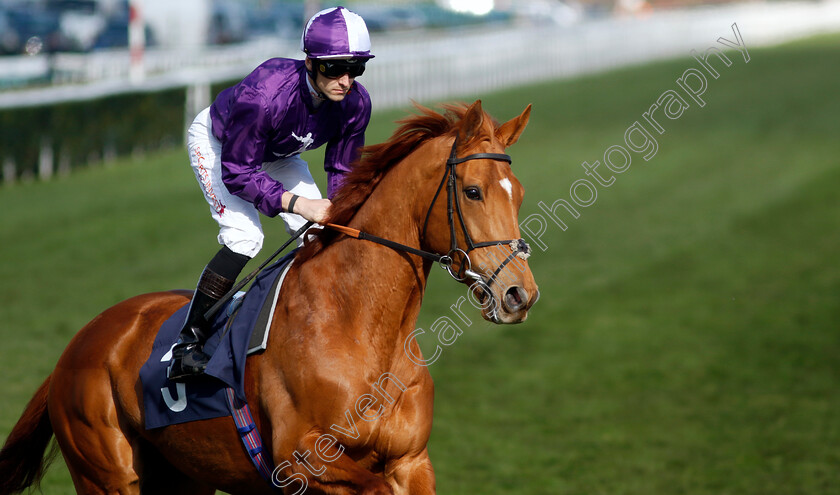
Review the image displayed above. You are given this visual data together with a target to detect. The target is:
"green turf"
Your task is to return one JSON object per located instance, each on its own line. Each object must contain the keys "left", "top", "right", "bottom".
{"left": 1, "top": 33, "right": 838, "bottom": 494}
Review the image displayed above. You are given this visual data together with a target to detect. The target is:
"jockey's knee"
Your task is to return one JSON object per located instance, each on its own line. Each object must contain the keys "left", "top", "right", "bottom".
{"left": 219, "top": 231, "right": 263, "bottom": 259}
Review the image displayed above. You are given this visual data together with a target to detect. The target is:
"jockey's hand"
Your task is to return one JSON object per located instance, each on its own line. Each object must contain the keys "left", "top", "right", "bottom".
{"left": 295, "top": 197, "right": 332, "bottom": 224}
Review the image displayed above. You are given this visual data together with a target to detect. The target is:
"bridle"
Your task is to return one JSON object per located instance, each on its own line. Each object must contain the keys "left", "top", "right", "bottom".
{"left": 326, "top": 137, "right": 531, "bottom": 314}
{"left": 205, "top": 138, "right": 531, "bottom": 323}
{"left": 421, "top": 138, "right": 531, "bottom": 286}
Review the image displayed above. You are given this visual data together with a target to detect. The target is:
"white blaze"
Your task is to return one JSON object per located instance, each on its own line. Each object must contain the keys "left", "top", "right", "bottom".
{"left": 499, "top": 178, "right": 513, "bottom": 200}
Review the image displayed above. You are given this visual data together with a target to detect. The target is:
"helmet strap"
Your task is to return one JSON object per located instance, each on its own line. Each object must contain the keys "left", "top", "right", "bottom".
{"left": 304, "top": 58, "right": 327, "bottom": 103}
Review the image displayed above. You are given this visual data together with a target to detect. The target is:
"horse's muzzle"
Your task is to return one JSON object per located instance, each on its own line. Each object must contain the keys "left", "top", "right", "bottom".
{"left": 472, "top": 280, "right": 539, "bottom": 324}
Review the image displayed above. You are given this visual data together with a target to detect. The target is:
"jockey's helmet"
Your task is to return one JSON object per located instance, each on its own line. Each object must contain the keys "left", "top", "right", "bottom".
{"left": 301, "top": 6, "right": 375, "bottom": 60}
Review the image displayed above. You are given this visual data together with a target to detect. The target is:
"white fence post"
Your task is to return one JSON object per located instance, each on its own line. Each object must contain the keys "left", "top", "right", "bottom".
{"left": 2, "top": 158, "right": 16, "bottom": 184}
{"left": 129, "top": 0, "right": 146, "bottom": 84}
{"left": 38, "top": 137, "right": 54, "bottom": 180}
{"left": 185, "top": 82, "right": 211, "bottom": 143}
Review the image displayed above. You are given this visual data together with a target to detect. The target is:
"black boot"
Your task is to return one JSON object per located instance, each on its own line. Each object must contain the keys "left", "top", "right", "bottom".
{"left": 167, "top": 268, "right": 235, "bottom": 381}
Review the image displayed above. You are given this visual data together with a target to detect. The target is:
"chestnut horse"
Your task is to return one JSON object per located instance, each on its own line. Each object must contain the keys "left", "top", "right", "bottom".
{"left": 0, "top": 100, "right": 538, "bottom": 495}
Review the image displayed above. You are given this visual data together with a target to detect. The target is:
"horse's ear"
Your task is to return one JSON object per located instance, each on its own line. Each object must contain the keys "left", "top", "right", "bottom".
{"left": 458, "top": 100, "right": 485, "bottom": 145}
{"left": 496, "top": 104, "right": 532, "bottom": 148}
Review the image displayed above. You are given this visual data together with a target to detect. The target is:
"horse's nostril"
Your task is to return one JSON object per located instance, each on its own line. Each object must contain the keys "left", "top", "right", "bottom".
{"left": 503, "top": 286, "right": 528, "bottom": 313}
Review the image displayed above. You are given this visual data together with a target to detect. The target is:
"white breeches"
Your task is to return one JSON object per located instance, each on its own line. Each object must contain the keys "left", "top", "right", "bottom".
{"left": 187, "top": 107, "right": 322, "bottom": 258}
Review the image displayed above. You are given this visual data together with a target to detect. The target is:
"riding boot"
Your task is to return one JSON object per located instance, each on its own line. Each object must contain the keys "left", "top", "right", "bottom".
{"left": 166, "top": 267, "right": 235, "bottom": 381}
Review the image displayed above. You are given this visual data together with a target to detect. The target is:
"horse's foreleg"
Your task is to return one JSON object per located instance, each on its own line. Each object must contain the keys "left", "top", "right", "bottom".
{"left": 272, "top": 432, "right": 394, "bottom": 495}
{"left": 385, "top": 449, "right": 436, "bottom": 495}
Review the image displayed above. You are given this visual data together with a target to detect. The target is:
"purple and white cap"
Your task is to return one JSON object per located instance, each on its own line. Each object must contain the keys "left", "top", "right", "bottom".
{"left": 301, "top": 6, "right": 374, "bottom": 60}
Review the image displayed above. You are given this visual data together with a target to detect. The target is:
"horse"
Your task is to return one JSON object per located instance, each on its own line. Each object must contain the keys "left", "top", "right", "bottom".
{"left": 0, "top": 100, "right": 538, "bottom": 495}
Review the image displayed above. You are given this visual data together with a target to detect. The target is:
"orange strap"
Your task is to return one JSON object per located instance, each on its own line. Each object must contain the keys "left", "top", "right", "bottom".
{"left": 325, "top": 223, "right": 361, "bottom": 239}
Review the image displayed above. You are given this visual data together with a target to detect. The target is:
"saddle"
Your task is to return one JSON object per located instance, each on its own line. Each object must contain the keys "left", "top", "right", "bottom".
{"left": 139, "top": 250, "right": 296, "bottom": 429}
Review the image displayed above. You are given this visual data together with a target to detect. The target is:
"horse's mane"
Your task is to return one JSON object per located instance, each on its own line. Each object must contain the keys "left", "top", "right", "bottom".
{"left": 296, "top": 102, "right": 494, "bottom": 262}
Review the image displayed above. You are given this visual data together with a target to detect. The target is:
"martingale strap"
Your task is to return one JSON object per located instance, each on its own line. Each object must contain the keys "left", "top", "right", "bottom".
{"left": 225, "top": 387, "right": 281, "bottom": 491}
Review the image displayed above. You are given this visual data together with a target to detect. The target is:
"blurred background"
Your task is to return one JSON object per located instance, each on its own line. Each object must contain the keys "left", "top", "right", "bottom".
{"left": 1, "top": 1, "right": 839, "bottom": 494}
{"left": 0, "top": 0, "right": 838, "bottom": 180}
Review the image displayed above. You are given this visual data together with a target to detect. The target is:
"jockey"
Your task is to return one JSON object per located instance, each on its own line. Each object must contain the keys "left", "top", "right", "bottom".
{"left": 168, "top": 6, "right": 375, "bottom": 381}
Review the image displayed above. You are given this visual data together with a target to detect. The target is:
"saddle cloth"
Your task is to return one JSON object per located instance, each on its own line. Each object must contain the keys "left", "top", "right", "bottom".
{"left": 139, "top": 250, "right": 296, "bottom": 430}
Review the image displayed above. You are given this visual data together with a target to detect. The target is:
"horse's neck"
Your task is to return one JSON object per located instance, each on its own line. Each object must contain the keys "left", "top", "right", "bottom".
{"left": 314, "top": 153, "right": 433, "bottom": 350}
{"left": 328, "top": 239, "right": 428, "bottom": 338}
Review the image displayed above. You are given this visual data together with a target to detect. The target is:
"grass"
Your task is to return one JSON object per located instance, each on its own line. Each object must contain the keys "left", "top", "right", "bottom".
{"left": 1, "top": 33, "right": 839, "bottom": 494}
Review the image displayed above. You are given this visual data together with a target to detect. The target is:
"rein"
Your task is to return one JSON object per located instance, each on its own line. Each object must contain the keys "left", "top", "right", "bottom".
{"left": 326, "top": 138, "right": 531, "bottom": 298}
{"left": 204, "top": 221, "right": 315, "bottom": 321}
{"left": 206, "top": 139, "right": 531, "bottom": 325}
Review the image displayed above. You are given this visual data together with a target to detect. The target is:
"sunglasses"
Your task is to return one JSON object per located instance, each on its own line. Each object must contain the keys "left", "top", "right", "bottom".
{"left": 316, "top": 59, "right": 366, "bottom": 79}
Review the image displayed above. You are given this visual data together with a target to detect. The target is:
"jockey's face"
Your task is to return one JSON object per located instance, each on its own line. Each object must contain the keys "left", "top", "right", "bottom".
{"left": 306, "top": 58, "right": 356, "bottom": 102}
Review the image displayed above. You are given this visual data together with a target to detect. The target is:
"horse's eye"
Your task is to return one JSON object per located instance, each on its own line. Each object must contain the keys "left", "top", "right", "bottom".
{"left": 464, "top": 186, "right": 482, "bottom": 201}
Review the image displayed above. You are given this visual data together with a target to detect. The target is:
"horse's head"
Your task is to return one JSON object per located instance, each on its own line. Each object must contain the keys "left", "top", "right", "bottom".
{"left": 302, "top": 100, "right": 539, "bottom": 323}
{"left": 420, "top": 100, "right": 539, "bottom": 324}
